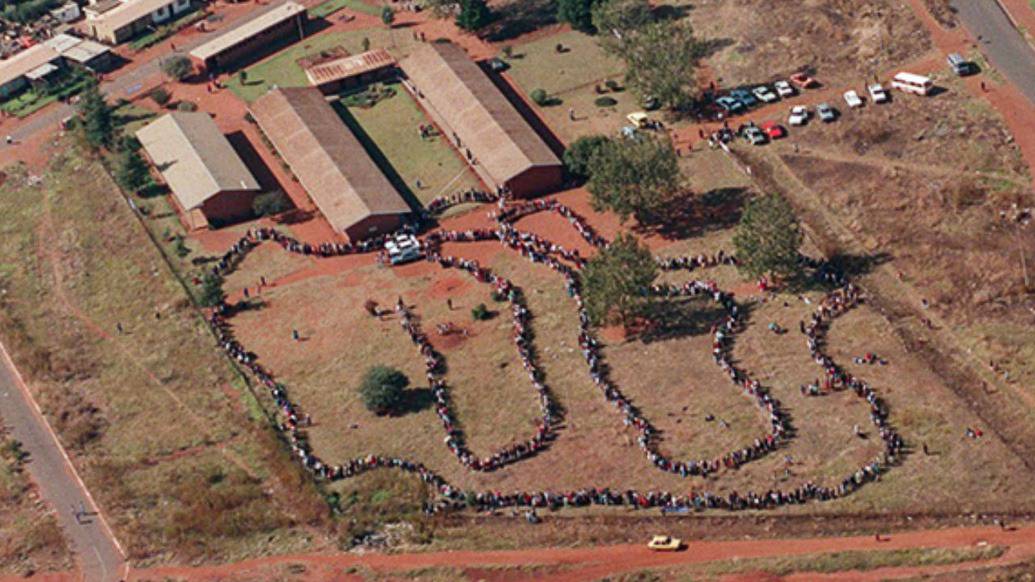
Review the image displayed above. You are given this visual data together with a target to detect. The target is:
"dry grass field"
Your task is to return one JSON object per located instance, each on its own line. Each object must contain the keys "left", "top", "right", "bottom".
{"left": 0, "top": 142, "right": 330, "bottom": 564}
{"left": 681, "top": 0, "right": 933, "bottom": 89}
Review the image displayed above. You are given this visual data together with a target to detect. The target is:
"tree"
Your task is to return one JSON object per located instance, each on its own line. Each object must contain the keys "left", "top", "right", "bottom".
{"left": 529, "top": 88, "right": 550, "bottom": 105}
{"left": 199, "top": 273, "right": 226, "bottom": 307}
{"left": 580, "top": 233, "right": 657, "bottom": 327}
{"left": 456, "top": 0, "right": 492, "bottom": 31}
{"left": 77, "top": 78, "right": 114, "bottom": 148}
{"left": 618, "top": 20, "right": 704, "bottom": 111}
{"left": 591, "top": 0, "right": 653, "bottom": 53}
{"left": 562, "top": 134, "right": 610, "bottom": 181}
{"left": 732, "top": 194, "right": 803, "bottom": 279}
{"left": 381, "top": 5, "right": 395, "bottom": 26}
{"left": 114, "top": 145, "right": 150, "bottom": 193}
{"left": 252, "top": 190, "right": 291, "bottom": 217}
{"left": 586, "top": 135, "right": 681, "bottom": 224}
{"left": 161, "top": 54, "right": 193, "bottom": 82}
{"left": 358, "top": 366, "right": 410, "bottom": 415}
{"left": 557, "top": 0, "right": 601, "bottom": 33}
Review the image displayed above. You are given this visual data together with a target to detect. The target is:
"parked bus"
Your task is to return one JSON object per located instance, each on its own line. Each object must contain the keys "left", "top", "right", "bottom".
{"left": 891, "top": 72, "right": 933, "bottom": 96}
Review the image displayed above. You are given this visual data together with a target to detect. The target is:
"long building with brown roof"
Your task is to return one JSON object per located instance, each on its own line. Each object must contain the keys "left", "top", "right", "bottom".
{"left": 136, "top": 112, "right": 262, "bottom": 230}
{"left": 399, "top": 42, "right": 563, "bottom": 199}
{"left": 249, "top": 87, "right": 410, "bottom": 240}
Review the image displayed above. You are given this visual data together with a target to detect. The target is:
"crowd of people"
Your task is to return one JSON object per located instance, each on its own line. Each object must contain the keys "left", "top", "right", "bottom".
{"left": 197, "top": 196, "right": 904, "bottom": 515}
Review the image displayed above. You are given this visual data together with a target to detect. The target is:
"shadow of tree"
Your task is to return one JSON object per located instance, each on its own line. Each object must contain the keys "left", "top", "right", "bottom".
{"left": 640, "top": 186, "right": 748, "bottom": 241}
{"left": 395, "top": 388, "right": 435, "bottom": 415}
{"left": 637, "top": 296, "right": 727, "bottom": 344}
{"left": 484, "top": 0, "right": 558, "bottom": 42}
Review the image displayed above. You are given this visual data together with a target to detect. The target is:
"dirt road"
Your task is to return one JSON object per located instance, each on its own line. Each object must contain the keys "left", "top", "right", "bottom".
{"left": 121, "top": 523, "right": 1035, "bottom": 581}
{"left": 0, "top": 344, "right": 126, "bottom": 582}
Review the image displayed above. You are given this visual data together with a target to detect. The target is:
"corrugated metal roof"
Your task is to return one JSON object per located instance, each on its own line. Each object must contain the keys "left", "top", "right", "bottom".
{"left": 399, "top": 42, "right": 561, "bottom": 188}
{"left": 248, "top": 87, "right": 410, "bottom": 233}
{"left": 305, "top": 48, "right": 395, "bottom": 87}
{"left": 189, "top": 1, "right": 304, "bottom": 63}
{"left": 136, "top": 112, "right": 261, "bottom": 209}
{"left": 0, "top": 44, "right": 60, "bottom": 89}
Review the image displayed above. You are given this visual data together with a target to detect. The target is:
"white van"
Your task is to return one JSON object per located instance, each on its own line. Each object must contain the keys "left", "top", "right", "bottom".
{"left": 891, "top": 72, "right": 933, "bottom": 96}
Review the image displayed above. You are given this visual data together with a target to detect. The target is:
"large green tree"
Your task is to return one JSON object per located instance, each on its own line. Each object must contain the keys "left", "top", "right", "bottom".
{"left": 199, "top": 273, "right": 226, "bottom": 307}
{"left": 732, "top": 194, "right": 804, "bottom": 279}
{"left": 563, "top": 134, "right": 610, "bottom": 182}
{"left": 557, "top": 0, "right": 601, "bottom": 33}
{"left": 581, "top": 233, "right": 657, "bottom": 327}
{"left": 114, "top": 146, "right": 150, "bottom": 193}
{"left": 617, "top": 19, "right": 704, "bottom": 111}
{"left": 77, "top": 78, "right": 114, "bottom": 148}
{"left": 586, "top": 135, "right": 681, "bottom": 224}
{"left": 591, "top": 0, "right": 653, "bottom": 53}
{"left": 358, "top": 366, "right": 410, "bottom": 415}
{"left": 456, "top": 0, "right": 492, "bottom": 31}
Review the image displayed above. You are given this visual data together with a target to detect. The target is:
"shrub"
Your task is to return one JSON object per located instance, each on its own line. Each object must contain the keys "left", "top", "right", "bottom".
{"left": 176, "top": 101, "right": 198, "bottom": 112}
{"left": 358, "top": 366, "right": 409, "bottom": 415}
{"left": 161, "top": 54, "right": 193, "bottom": 81}
{"left": 471, "top": 303, "right": 491, "bottom": 320}
{"left": 150, "top": 87, "right": 171, "bottom": 107}
{"left": 604, "top": 79, "right": 622, "bottom": 91}
{"left": 530, "top": 88, "right": 549, "bottom": 106}
{"left": 593, "top": 96, "right": 618, "bottom": 107}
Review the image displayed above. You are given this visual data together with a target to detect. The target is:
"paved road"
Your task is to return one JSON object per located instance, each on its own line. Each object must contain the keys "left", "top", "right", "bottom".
{"left": 952, "top": 0, "right": 1035, "bottom": 105}
{"left": 0, "top": 344, "right": 125, "bottom": 582}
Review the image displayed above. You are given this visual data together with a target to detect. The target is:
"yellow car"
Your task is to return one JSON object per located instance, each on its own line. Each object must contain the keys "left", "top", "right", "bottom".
{"left": 647, "top": 535, "right": 683, "bottom": 551}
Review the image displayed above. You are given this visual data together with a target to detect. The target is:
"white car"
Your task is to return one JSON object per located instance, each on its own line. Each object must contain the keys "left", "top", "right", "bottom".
{"left": 385, "top": 234, "right": 423, "bottom": 265}
{"left": 774, "top": 80, "right": 794, "bottom": 98}
{"left": 868, "top": 83, "right": 888, "bottom": 103}
{"left": 788, "top": 105, "right": 809, "bottom": 126}
{"left": 753, "top": 85, "right": 778, "bottom": 103}
{"left": 843, "top": 90, "right": 863, "bottom": 108}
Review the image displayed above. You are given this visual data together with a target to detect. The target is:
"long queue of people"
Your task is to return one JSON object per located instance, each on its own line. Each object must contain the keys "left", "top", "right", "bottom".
{"left": 199, "top": 197, "right": 903, "bottom": 515}
{"left": 803, "top": 284, "right": 904, "bottom": 481}
{"left": 393, "top": 261, "right": 558, "bottom": 472}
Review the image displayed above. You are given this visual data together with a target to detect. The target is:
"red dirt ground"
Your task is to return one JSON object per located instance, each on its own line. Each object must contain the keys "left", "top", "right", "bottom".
{"left": 77, "top": 522, "right": 1031, "bottom": 582}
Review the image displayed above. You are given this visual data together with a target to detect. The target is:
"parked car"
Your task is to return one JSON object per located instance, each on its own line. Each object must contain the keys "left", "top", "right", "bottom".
{"left": 788, "top": 105, "right": 809, "bottom": 126}
{"left": 790, "top": 72, "right": 819, "bottom": 89}
{"left": 729, "top": 88, "right": 758, "bottom": 108}
{"left": 743, "top": 124, "right": 767, "bottom": 145}
{"left": 760, "top": 120, "right": 786, "bottom": 139}
{"left": 487, "top": 57, "right": 509, "bottom": 72}
{"left": 843, "top": 90, "right": 863, "bottom": 108}
{"left": 817, "top": 102, "right": 837, "bottom": 122}
{"left": 715, "top": 96, "right": 744, "bottom": 113}
{"left": 868, "top": 83, "right": 888, "bottom": 103}
{"left": 774, "top": 80, "right": 795, "bottom": 98}
{"left": 385, "top": 234, "right": 423, "bottom": 265}
{"left": 647, "top": 535, "right": 683, "bottom": 551}
{"left": 947, "top": 53, "right": 975, "bottom": 76}
{"left": 752, "top": 85, "right": 778, "bottom": 103}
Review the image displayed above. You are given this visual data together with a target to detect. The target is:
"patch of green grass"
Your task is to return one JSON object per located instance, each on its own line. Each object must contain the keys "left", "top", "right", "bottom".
{"left": 308, "top": 0, "right": 379, "bottom": 19}
{"left": 505, "top": 30, "right": 623, "bottom": 97}
{"left": 339, "top": 84, "right": 482, "bottom": 209}
{"left": 226, "top": 28, "right": 420, "bottom": 102}
{"left": 0, "top": 73, "right": 92, "bottom": 118}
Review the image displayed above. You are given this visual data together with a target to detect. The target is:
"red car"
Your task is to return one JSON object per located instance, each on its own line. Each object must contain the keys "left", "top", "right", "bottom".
{"left": 760, "top": 121, "right": 786, "bottom": 139}
{"left": 790, "top": 72, "right": 819, "bottom": 89}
